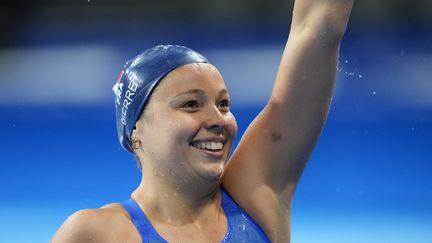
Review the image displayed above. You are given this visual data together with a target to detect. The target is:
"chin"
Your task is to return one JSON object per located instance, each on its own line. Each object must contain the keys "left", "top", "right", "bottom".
{"left": 198, "top": 163, "right": 225, "bottom": 182}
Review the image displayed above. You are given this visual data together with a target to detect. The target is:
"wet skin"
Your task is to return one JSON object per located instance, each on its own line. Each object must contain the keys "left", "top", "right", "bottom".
{"left": 133, "top": 63, "right": 238, "bottom": 186}
{"left": 128, "top": 63, "right": 238, "bottom": 242}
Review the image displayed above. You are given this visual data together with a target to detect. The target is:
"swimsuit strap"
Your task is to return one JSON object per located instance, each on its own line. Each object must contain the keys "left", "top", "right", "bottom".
{"left": 120, "top": 199, "right": 167, "bottom": 242}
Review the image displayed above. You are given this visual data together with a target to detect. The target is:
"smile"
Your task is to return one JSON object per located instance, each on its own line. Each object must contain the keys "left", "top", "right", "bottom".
{"left": 191, "top": 141, "right": 224, "bottom": 152}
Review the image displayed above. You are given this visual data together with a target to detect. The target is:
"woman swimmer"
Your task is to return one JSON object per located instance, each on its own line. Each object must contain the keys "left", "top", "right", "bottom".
{"left": 52, "top": 0, "right": 354, "bottom": 242}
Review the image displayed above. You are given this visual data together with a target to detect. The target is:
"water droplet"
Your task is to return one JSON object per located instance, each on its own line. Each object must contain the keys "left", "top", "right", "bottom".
{"left": 358, "top": 74, "right": 363, "bottom": 78}
{"left": 345, "top": 60, "right": 348, "bottom": 64}
{"left": 372, "top": 91, "right": 376, "bottom": 95}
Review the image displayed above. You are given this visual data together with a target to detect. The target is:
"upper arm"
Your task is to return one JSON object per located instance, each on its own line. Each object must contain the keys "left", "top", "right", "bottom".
{"left": 221, "top": 37, "right": 339, "bottom": 242}
{"left": 222, "top": 0, "right": 354, "bottom": 240}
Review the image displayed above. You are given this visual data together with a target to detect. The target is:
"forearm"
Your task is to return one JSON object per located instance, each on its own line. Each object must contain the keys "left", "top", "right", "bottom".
{"left": 273, "top": 0, "right": 354, "bottom": 97}
{"left": 291, "top": 0, "right": 354, "bottom": 42}
{"left": 272, "top": 0, "right": 354, "bottom": 116}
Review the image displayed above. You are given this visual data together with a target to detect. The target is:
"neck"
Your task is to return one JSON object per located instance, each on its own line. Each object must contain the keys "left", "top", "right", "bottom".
{"left": 131, "top": 166, "right": 223, "bottom": 225}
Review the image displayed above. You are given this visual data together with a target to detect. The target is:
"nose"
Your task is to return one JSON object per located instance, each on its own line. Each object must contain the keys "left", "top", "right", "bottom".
{"left": 204, "top": 106, "right": 225, "bottom": 131}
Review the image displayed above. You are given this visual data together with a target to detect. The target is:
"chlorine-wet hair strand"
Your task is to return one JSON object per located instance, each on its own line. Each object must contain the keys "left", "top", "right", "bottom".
{"left": 113, "top": 45, "right": 210, "bottom": 153}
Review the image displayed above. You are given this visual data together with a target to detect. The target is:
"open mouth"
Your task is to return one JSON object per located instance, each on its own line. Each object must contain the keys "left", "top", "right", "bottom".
{"left": 191, "top": 141, "right": 224, "bottom": 152}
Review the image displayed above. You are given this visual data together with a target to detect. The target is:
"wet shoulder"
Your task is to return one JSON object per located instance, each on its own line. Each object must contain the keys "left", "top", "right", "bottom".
{"left": 51, "top": 203, "right": 141, "bottom": 243}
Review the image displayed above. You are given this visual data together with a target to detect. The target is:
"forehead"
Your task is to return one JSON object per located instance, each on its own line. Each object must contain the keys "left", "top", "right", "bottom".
{"left": 153, "top": 63, "right": 228, "bottom": 97}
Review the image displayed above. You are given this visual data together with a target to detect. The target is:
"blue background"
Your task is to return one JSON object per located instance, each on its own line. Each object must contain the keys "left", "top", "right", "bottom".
{"left": 0, "top": 1, "right": 431, "bottom": 242}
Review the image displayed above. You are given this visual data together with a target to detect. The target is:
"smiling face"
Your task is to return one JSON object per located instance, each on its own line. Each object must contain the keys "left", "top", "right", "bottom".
{"left": 133, "top": 63, "right": 237, "bottom": 183}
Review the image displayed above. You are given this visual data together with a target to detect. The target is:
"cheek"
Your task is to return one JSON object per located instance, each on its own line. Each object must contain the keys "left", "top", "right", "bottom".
{"left": 164, "top": 115, "right": 202, "bottom": 143}
{"left": 142, "top": 120, "right": 194, "bottom": 164}
{"left": 226, "top": 113, "right": 238, "bottom": 139}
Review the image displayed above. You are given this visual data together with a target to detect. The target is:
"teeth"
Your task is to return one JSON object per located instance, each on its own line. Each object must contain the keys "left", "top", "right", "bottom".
{"left": 193, "top": 142, "right": 223, "bottom": 151}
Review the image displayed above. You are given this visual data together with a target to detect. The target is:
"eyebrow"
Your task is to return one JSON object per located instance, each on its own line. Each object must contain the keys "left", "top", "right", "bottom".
{"left": 174, "top": 88, "right": 228, "bottom": 97}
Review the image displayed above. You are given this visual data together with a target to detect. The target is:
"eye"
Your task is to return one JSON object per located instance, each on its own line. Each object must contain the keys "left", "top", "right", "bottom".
{"left": 181, "top": 100, "right": 200, "bottom": 111}
{"left": 217, "top": 99, "right": 230, "bottom": 112}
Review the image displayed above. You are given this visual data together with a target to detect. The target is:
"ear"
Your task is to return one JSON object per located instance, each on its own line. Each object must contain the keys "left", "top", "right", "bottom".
{"left": 133, "top": 115, "right": 147, "bottom": 134}
{"left": 131, "top": 136, "right": 142, "bottom": 150}
{"left": 131, "top": 115, "right": 149, "bottom": 143}
{"left": 131, "top": 120, "right": 143, "bottom": 151}
{"left": 133, "top": 121, "right": 141, "bottom": 134}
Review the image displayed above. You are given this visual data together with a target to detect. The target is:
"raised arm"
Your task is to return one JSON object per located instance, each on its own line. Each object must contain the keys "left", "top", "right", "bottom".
{"left": 222, "top": 0, "right": 354, "bottom": 241}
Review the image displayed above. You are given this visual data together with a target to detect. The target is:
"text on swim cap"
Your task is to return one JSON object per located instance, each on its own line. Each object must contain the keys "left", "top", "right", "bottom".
{"left": 120, "top": 78, "right": 139, "bottom": 126}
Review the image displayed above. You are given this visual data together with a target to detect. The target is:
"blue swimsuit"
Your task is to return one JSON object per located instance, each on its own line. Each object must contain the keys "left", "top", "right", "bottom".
{"left": 121, "top": 190, "right": 270, "bottom": 242}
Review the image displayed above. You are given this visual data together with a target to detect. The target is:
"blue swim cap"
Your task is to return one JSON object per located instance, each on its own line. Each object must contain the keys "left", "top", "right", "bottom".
{"left": 113, "top": 45, "right": 209, "bottom": 153}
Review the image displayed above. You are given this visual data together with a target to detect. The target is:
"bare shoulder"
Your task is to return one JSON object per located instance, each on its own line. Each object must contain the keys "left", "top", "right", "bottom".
{"left": 51, "top": 203, "right": 141, "bottom": 243}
